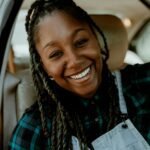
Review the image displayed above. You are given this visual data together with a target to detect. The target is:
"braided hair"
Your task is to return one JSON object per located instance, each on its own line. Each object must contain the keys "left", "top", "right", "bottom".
{"left": 25, "top": 0, "right": 119, "bottom": 149}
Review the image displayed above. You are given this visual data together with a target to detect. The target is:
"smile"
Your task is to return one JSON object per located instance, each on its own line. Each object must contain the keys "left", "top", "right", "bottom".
{"left": 69, "top": 66, "right": 91, "bottom": 80}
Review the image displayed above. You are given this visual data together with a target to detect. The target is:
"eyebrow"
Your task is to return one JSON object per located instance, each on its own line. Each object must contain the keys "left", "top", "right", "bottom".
{"left": 42, "top": 28, "right": 87, "bottom": 50}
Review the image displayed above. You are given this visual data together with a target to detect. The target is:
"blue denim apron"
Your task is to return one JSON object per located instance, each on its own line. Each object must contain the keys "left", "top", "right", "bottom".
{"left": 72, "top": 71, "right": 150, "bottom": 150}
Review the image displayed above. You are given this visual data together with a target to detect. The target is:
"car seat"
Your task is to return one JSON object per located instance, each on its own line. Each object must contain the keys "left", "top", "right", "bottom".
{"left": 3, "top": 69, "right": 36, "bottom": 149}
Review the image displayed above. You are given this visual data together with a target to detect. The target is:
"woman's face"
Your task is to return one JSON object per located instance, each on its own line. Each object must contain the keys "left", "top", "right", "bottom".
{"left": 35, "top": 11, "right": 103, "bottom": 98}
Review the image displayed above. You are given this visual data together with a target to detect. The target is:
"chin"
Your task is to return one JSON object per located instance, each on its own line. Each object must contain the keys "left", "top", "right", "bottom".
{"left": 82, "top": 77, "right": 101, "bottom": 99}
{"left": 77, "top": 85, "right": 99, "bottom": 99}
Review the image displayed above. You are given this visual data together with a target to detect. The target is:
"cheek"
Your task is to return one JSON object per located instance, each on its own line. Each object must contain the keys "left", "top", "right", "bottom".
{"left": 41, "top": 58, "right": 63, "bottom": 78}
{"left": 91, "top": 43, "right": 103, "bottom": 75}
{"left": 97, "top": 55, "right": 103, "bottom": 75}
{"left": 89, "top": 37, "right": 101, "bottom": 56}
{"left": 88, "top": 42, "right": 102, "bottom": 63}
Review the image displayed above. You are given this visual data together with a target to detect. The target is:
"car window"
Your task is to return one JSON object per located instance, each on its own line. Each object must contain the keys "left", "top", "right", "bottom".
{"left": 10, "top": 9, "right": 30, "bottom": 73}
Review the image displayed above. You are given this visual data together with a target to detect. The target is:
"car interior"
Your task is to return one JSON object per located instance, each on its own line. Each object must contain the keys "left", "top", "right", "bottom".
{"left": 0, "top": 0, "right": 149, "bottom": 149}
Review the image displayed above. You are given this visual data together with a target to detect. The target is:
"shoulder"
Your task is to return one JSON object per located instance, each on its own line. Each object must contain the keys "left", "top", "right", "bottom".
{"left": 120, "top": 63, "right": 150, "bottom": 111}
{"left": 121, "top": 62, "right": 150, "bottom": 81}
{"left": 120, "top": 63, "right": 150, "bottom": 114}
{"left": 121, "top": 62, "right": 150, "bottom": 90}
{"left": 9, "top": 101, "right": 52, "bottom": 149}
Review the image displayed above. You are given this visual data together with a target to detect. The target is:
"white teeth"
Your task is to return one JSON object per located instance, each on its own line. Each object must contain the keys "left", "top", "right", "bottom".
{"left": 70, "top": 67, "right": 90, "bottom": 79}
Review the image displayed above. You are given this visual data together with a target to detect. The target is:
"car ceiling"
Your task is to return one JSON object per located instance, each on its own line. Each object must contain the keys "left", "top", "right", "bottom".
{"left": 21, "top": 0, "right": 150, "bottom": 40}
{"left": 76, "top": 0, "right": 149, "bottom": 38}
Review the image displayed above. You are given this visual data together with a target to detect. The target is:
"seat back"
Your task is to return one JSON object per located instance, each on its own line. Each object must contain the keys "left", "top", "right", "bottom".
{"left": 3, "top": 73, "right": 20, "bottom": 149}
{"left": 15, "top": 69, "right": 36, "bottom": 120}
{"left": 3, "top": 69, "right": 36, "bottom": 149}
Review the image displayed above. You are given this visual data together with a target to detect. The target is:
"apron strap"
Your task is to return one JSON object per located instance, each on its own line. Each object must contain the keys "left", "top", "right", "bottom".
{"left": 114, "top": 71, "right": 128, "bottom": 128}
{"left": 114, "top": 71, "right": 128, "bottom": 115}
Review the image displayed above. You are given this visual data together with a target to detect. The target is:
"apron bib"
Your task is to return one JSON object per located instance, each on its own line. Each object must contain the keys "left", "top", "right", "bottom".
{"left": 72, "top": 71, "right": 150, "bottom": 150}
{"left": 91, "top": 119, "right": 150, "bottom": 150}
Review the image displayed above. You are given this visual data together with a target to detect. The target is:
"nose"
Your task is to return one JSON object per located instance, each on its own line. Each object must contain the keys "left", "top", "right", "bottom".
{"left": 66, "top": 48, "right": 82, "bottom": 69}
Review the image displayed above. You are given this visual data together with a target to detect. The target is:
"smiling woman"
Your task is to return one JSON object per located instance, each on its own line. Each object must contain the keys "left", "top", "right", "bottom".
{"left": 8, "top": 0, "right": 150, "bottom": 150}
{"left": 35, "top": 11, "right": 102, "bottom": 98}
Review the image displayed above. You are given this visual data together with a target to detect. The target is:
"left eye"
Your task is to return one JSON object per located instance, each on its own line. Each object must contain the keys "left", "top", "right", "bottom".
{"left": 75, "top": 39, "right": 89, "bottom": 48}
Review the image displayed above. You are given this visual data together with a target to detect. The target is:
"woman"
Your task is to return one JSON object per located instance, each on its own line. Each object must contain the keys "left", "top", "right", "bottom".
{"left": 9, "top": 0, "right": 150, "bottom": 149}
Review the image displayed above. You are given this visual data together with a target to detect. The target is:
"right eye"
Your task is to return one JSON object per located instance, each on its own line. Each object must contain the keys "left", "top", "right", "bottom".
{"left": 48, "top": 50, "right": 63, "bottom": 59}
{"left": 74, "top": 38, "right": 89, "bottom": 48}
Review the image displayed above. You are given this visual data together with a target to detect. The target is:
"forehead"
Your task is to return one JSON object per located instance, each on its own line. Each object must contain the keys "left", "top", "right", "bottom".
{"left": 37, "top": 10, "right": 88, "bottom": 31}
{"left": 35, "top": 10, "right": 91, "bottom": 44}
